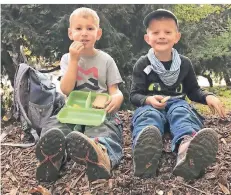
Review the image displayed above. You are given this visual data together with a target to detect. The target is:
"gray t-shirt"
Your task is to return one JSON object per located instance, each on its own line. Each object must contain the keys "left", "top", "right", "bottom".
{"left": 60, "top": 50, "right": 123, "bottom": 93}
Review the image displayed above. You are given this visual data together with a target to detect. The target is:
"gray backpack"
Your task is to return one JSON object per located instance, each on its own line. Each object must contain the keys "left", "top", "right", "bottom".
{"left": 13, "top": 63, "right": 65, "bottom": 147}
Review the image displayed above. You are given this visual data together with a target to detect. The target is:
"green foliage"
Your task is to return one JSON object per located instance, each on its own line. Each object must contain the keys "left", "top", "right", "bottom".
{"left": 1, "top": 75, "right": 14, "bottom": 117}
{"left": 207, "top": 86, "right": 231, "bottom": 97}
{"left": 1, "top": 4, "right": 231, "bottom": 112}
{"left": 174, "top": 4, "right": 222, "bottom": 22}
{"left": 191, "top": 86, "right": 231, "bottom": 115}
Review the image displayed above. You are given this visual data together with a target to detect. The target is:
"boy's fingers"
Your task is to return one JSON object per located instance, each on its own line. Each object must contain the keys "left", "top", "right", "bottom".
{"left": 154, "top": 95, "right": 164, "bottom": 101}
{"left": 160, "top": 96, "right": 171, "bottom": 103}
{"left": 105, "top": 98, "right": 112, "bottom": 106}
{"left": 72, "top": 41, "right": 84, "bottom": 49}
{"left": 75, "top": 44, "right": 84, "bottom": 51}
{"left": 105, "top": 103, "right": 113, "bottom": 113}
{"left": 219, "top": 104, "right": 226, "bottom": 118}
{"left": 107, "top": 106, "right": 115, "bottom": 114}
{"left": 154, "top": 99, "right": 166, "bottom": 106}
{"left": 211, "top": 104, "right": 226, "bottom": 118}
{"left": 152, "top": 102, "right": 166, "bottom": 109}
{"left": 213, "top": 102, "right": 226, "bottom": 118}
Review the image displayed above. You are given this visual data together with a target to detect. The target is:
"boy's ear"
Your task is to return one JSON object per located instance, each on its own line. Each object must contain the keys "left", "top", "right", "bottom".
{"left": 68, "top": 28, "right": 73, "bottom": 40}
{"left": 175, "top": 32, "right": 181, "bottom": 44}
{"left": 96, "top": 28, "right": 102, "bottom": 41}
{"left": 144, "top": 34, "right": 149, "bottom": 44}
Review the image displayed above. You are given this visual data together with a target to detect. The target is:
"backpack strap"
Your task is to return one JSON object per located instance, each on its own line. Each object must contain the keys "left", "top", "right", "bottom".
{"left": 14, "top": 63, "right": 32, "bottom": 126}
{"left": 13, "top": 63, "right": 39, "bottom": 147}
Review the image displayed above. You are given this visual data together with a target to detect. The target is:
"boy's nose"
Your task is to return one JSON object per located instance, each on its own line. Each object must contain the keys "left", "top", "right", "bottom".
{"left": 158, "top": 33, "right": 165, "bottom": 39}
{"left": 81, "top": 29, "right": 88, "bottom": 36}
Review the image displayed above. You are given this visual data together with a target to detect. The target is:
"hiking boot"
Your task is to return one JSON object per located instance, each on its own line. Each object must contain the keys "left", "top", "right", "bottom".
{"left": 133, "top": 126, "right": 163, "bottom": 178}
{"left": 173, "top": 128, "right": 218, "bottom": 180}
{"left": 35, "top": 128, "right": 66, "bottom": 182}
{"left": 66, "top": 131, "right": 111, "bottom": 181}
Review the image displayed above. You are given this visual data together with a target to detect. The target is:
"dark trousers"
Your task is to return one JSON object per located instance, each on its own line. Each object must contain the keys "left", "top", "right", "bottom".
{"left": 40, "top": 113, "right": 123, "bottom": 168}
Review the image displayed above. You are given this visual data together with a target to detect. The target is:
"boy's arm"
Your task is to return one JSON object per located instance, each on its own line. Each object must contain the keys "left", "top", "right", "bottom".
{"left": 130, "top": 63, "right": 166, "bottom": 109}
{"left": 130, "top": 58, "right": 148, "bottom": 107}
{"left": 105, "top": 84, "right": 124, "bottom": 113}
{"left": 60, "top": 41, "right": 84, "bottom": 96}
{"left": 60, "top": 57, "right": 78, "bottom": 96}
{"left": 183, "top": 58, "right": 213, "bottom": 104}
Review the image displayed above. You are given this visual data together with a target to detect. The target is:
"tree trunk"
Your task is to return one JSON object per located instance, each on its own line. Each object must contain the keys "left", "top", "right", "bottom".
{"left": 1, "top": 49, "right": 17, "bottom": 87}
{"left": 223, "top": 71, "right": 231, "bottom": 86}
{"left": 202, "top": 74, "right": 213, "bottom": 87}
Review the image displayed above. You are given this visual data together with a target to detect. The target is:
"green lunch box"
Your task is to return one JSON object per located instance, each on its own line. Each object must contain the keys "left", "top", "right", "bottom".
{"left": 57, "top": 90, "right": 110, "bottom": 126}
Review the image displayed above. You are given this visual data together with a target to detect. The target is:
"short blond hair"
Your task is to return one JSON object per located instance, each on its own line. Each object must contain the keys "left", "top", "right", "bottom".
{"left": 69, "top": 7, "right": 100, "bottom": 27}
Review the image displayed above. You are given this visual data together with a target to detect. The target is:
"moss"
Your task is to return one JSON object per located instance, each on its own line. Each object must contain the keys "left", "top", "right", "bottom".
{"left": 191, "top": 86, "right": 231, "bottom": 115}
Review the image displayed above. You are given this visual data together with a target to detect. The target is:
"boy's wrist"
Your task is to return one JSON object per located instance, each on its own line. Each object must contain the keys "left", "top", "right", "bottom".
{"left": 68, "top": 56, "right": 79, "bottom": 66}
{"left": 69, "top": 53, "right": 80, "bottom": 62}
{"left": 145, "top": 96, "right": 151, "bottom": 105}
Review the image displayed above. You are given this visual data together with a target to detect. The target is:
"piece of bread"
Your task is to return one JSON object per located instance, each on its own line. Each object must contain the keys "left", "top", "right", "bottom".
{"left": 160, "top": 96, "right": 171, "bottom": 103}
{"left": 92, "top": 95, "right": 108, "bottom": 109}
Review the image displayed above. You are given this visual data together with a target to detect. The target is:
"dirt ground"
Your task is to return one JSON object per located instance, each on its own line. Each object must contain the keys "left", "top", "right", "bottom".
{"left": 1, "top": 111, "right": 231, "bottom": 195}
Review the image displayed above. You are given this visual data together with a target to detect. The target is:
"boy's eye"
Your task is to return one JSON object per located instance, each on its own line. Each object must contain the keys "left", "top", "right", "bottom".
{"left": 76, "top": 28, "right": 81, "bottom": 30}
{"left": 166, "top": 31, "right": 171, "bottom": 34}
{"left": 153, "top": 32, "right": 159, "bottom": 35}
{"left": 88, "top": 27, "right": 94, "bottom": 30}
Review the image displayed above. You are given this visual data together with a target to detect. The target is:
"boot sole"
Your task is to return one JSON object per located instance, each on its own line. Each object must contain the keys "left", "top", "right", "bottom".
{"left": 173, "top": 128, "right": 218, "bottom": 180}
{"left": 35, "top": 128, "right": 65, "bottom": 182}
{"left": 133, "top": 126, "right": 163, "bottom": 178}
{"left": 66, "top": 131, "right": 111, "bottom": 181}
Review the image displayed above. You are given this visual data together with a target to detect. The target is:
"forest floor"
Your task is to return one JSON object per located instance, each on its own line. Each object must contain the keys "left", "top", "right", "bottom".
{"left": 1, "top": 109, "right": 231, "bottom": 195}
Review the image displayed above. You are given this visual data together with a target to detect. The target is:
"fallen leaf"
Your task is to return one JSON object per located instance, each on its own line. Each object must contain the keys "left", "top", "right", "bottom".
{"left": 219, "top": 174, "right": 228, "bottom": 186}
{"left": 6, "top": 171, "right": 17, "bottom": 182}
{"left": 221, "top": 138, "right": 227, "bottom": 145}
{"left": 156, "top": 190, "right": 164, "bottom": 195}
{"left": 83, "top": 191, "right": 91, "bottom": 195}
{"left": 218, "top": 182, "right": 230, "bottom": 195}
{"left": 0, "top": 126, "right": 13, "bottom": 141}
{"left": 167, "top": 190, "right": 173, "bottom": 195}
{"left": 70, "top": 171, "right": 85, "bottom": 188}
{"left": 91, "top": 179, "right": 107, "bottom": 184}
{"left": 28, "top": 185, "right": 51, "bottom": 195}
{"left": 3, "top": 115, "right": 10, "bottom": 121}
{"left": 108, "top": 179, "right": 113, "bottom": 189}
{"left": 20, "top": 133, "right": 25, "bottom": 140}
{"left": 10, "top": 188, "right": 18, "bottom": 195}
{"left": 176, "top": 176, "right": 184, "bottom": 182}
{"left": 205, "top": 164, "right": 221, "bottom": 180}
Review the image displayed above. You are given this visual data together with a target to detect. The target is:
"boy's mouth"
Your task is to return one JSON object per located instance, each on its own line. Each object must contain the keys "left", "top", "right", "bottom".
{"left": 81, "top": 40, "right": 90, "bottom": 45}
{"left": 156, "top": 42, "right": 168, "bottom": 45}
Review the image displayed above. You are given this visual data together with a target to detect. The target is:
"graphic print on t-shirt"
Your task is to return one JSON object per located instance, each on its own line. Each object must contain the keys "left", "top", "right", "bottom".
{"left": 76, "top": 66, "right": 100, "bottom": 90}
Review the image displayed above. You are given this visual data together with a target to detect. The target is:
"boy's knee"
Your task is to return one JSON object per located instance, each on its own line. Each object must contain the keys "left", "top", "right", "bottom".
{"left": 168, "top": 104, "right": 191, "bottom": 117}
{"left": 133, "top": 107, "right": 164, "bottom": 127}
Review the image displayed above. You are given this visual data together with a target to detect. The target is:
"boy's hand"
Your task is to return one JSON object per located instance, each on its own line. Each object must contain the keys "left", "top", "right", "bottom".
{"left": 206, "top": 95, "right": 226, "bottom": 118}
{"left": 69, "top": 41, "right": 84, "bottom": 60}
{"left": 145, "top": 95, "right": 167, "bottom": 109}
{"left": 105, "top": 93, "right": 123, "bottom": 114}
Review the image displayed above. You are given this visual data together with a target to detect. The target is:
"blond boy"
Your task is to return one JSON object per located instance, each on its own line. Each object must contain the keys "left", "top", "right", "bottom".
{"left": 35, "top": 7, "right": 124, "bottom": 182}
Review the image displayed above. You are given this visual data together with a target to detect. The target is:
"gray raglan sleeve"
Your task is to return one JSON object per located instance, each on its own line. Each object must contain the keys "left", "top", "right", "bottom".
{"left": 59, "top": 53, "right": 69, "bottom": 77}
{"left": 106, "top": 56, "right": 124, "bottom": 86}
